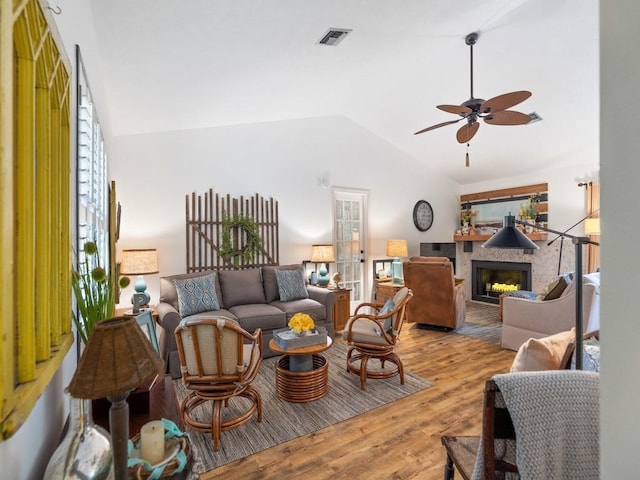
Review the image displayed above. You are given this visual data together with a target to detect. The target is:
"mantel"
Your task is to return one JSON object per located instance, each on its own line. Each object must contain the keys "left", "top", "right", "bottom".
{"left": 453, "top": 233, "right": 548, "bottom": 242}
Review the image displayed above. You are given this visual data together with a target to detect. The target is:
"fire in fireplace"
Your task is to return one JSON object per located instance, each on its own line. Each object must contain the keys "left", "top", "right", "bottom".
{"left": 472, "top": 260, "right": 532, "bottom": 304}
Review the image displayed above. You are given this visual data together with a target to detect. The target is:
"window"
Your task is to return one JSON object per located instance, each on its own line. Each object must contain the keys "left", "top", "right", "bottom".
{"left": 76, "top": 45, "right": 111, "bottom": 275}
{"left": 0, "top": 0, "right": 74, "bottom": 440}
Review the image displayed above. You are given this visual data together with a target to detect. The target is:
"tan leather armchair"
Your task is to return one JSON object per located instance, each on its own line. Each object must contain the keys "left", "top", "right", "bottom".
{"left": 402, "top": 256, "right": 465, "bottom": 330}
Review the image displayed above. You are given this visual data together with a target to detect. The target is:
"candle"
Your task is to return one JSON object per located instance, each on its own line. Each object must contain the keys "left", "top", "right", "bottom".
{"left": 140, "top": 420, "right": 165, "bottom": 465}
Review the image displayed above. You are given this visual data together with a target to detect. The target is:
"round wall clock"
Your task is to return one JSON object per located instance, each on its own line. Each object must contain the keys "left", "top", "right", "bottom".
{"left": 413, "top": 200, "right": 434, "bottom": 232}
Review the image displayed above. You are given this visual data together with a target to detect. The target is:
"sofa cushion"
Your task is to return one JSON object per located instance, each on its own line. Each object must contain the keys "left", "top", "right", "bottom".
{"left": 172, "top": 272, "right": 220, "bottom": 316}
{"left": 270, "top": 298, "right": 326, "bottom": 322}
{"left": 262, "top": 264, "right": 305, "bottom": 303}
{"left": 510, "top": 328, "right": 575, "bottom": 372}
{"left": 160, "top": 270, "right": 224, "bottom": 310}
{"left": 218, "top": 268, "right": 266, "bottom": 308}
{"left": 228, "top": 304, "right": 286, "bottom": 331}
{"left": 539, "top": 274, "right": 571, "bottom": 301}
{"left": 503, "top": 290, "right": 539, "bottom": 301}
{"left": 275, "top": 269, "right": 309, "bottom": 302}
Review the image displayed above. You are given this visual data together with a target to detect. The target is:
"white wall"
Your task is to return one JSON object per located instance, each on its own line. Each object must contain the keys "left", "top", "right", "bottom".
{"left": 110, "top": 115, "right": 460, "bottom": 303}
{"left": 600, "top": 0, "right": 640, "bottom": 476}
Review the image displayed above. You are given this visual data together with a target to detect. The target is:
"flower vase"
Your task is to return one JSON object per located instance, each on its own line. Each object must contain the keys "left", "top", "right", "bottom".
{"left": 44, "top": 389, "right": 113, "bottom": 479}
{"left": 462, "top": 222, "right": 470, "bottom": 235}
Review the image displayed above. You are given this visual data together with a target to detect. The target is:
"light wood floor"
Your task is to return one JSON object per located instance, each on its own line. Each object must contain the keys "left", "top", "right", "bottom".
{"left": 201, "top": 320, "right": 515, "bottom": 480}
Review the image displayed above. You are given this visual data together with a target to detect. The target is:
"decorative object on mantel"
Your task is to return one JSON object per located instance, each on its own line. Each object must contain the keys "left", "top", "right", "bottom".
{"left": 386, "top": 240, "right": 408, "bottom": 285}
{"left": 119, "top": 248, "right": 159, "bottom": 313}
{"left": 460, "top": 204, "right": 477, "bottom": 235}
{"left": 311, "top": 244, "right": 336, "bottom": 287}
{"left": 69, "top": 316, "right": 164, "bottom": 480}
{"left": 482, "top": 214, "right": 599, "bottom": 370}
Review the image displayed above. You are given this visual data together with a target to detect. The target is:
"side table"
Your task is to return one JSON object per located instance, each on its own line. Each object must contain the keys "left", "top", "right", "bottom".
{"left": 331, "top": 288, "right": 351, "bottom": 331}
{"left": 268, "top": 337, "right": 333, "bottom": 403}
{"left": 116, "top": 305, "right": 159, "bottom": 321}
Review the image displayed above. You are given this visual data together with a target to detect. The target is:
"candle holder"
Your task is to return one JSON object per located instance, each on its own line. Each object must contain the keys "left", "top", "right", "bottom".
{"left": 128, "top": 420, "right": 192, "bottom": 479}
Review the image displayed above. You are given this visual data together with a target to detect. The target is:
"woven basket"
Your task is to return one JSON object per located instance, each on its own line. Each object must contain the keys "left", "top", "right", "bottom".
{"left": 128, "top": 433, "right": 191, "bottom": 480}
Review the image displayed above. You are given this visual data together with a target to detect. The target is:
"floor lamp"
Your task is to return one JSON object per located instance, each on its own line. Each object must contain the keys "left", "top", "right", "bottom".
{"left": 482, "top": 215, "right": 599, "bottom": 370}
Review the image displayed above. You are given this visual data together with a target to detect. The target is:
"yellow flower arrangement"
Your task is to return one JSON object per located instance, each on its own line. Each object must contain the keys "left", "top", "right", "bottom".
{"left": 288, "top": 312, "right": 315, "bottom": 335}
{"left": 460, "top": 207, "right": 477, "bottom": 224}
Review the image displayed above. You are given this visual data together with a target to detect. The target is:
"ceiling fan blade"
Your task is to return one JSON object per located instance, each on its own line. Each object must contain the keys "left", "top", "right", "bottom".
{"left": 484, "top": 110, "right": 532, "bottom": 125}
{"left": 414, "top": 119, "right": 462, "bottom": 135}
{"left": 480, "top": 91, "right": 531, "bottom": 113}
{"left": 456, "top": 121, "right": 479, "bottom": 143}
{"left": 437, "top": 104, "right": 473, "bottom": 115}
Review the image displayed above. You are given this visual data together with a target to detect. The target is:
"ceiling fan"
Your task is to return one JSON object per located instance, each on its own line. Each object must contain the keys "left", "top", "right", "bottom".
{"left": 414, "top": 32, "right": 532, "bottom": 145}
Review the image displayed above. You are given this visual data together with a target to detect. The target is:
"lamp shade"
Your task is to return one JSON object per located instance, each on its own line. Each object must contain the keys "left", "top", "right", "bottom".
{"left": 69, "top": 316, "right": 164, "bottom": 399}
{"left": 311, "top": 244, "right": 336, "bottom": 263}
{"left": 386, "top": 239, "right": 408, "bottom": 258}
{"left": 584, "top": 218, "right": 601, "bottom": 235}
{"left": 482, "top": 215, "right": 540, "bottom": 250}
{"left": 119, "top": 249, "right": 159, "bottom": 275}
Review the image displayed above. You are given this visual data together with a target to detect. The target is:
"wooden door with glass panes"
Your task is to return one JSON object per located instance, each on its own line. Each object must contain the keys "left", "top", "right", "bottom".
{"left": 333, "top": 189, "right": 368, "bottom": 312}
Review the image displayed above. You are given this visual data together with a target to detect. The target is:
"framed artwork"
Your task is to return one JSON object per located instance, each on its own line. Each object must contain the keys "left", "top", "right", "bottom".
{"left": 135, "top": 310, "right": 160, "bottom": 353}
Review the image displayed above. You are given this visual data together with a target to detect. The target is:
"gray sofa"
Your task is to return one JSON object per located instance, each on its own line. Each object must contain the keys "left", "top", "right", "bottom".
{"left": 157, "top": 264, "right": 336, "bottom": 378}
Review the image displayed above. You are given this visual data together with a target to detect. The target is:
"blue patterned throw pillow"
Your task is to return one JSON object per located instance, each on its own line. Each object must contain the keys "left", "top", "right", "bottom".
{"left": 274, "top": 269, "right": 308, "bottom": 302}
{"left": 173, "top": 273, "right": 220, "bottom": 316}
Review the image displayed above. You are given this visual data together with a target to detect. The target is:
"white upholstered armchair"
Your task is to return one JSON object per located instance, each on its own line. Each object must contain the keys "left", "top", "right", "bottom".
{"left": 501, "top": 273, "right": 600, "bottom": 351}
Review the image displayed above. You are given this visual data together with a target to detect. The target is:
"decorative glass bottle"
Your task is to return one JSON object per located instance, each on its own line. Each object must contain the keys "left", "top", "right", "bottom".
{"left": 43, "top": 389, "right": 113, "bottom": 479}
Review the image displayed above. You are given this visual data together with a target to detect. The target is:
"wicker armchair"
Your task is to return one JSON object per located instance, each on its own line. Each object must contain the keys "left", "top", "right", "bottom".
{"left": 174, "top": 316, "right": 263, "bottom": 451}
{"left": 342, "top": 287, "right": 413, "bottom": 390}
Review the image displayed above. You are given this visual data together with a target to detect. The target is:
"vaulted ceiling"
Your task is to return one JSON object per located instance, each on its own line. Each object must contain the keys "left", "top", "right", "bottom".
{"left": 88, "top": 0, "right": 599, "bottom": 184}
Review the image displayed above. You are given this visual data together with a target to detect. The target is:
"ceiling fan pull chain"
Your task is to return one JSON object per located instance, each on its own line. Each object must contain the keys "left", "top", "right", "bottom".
{"left": 466, "top": 143, "right": 470, "bottom": 167}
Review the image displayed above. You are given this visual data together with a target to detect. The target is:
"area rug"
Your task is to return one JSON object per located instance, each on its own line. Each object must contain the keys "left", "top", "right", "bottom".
{"left": 174, "top": 341, "right": 433, "bottom": 474}
{"left": 456, "top": 301, "right": 502, "bottom": 345}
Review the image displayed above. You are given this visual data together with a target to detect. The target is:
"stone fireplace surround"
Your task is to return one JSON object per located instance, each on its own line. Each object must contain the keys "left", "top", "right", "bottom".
{"left": 456, "top": 238, "right": 575, "bottom": 302}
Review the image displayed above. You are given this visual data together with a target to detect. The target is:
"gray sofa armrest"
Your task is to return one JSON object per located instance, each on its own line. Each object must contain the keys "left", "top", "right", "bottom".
{"left": 156, "top": 302, "right": 183, "bottom": 378}
{"left": 306, "top": 286, "right": 337, "bottom": 330}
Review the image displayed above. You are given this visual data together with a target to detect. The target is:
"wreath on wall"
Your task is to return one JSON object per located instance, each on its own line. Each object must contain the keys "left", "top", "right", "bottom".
{"left": 219, "top": 214, "right": 263, "bottom": 264}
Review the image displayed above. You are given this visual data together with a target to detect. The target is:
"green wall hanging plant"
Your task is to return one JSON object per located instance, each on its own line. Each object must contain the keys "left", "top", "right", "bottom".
{"left": 219, "top": 214, "right": 263, "bottom": 265}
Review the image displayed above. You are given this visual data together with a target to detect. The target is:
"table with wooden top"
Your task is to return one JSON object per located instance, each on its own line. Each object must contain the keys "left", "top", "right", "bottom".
{"left": 268, "top": 337, "right": 333, "bottom": 403}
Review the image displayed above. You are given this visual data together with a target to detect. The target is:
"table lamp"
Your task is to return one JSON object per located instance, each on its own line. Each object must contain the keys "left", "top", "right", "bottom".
{"left": 119, "top": 249, "right": 159, "bottom": 312}
{"left": 311, "top": 244, "right": 336, "bottom": 287}
{"left": 69, "top": 316, "right": 164, "bottom": 480}
{"left": 386, "top": 240, "right": 408, "bottom": 285}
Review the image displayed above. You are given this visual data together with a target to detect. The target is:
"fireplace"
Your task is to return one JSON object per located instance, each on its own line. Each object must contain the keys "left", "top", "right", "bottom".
{"left": 472, "top": 260, "right": 532, "bottom": 304}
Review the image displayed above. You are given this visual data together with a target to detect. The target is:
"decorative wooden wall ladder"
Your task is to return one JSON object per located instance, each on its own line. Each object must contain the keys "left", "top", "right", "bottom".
{"left": 185, "top": 188, "right": 279, "bottom": 272}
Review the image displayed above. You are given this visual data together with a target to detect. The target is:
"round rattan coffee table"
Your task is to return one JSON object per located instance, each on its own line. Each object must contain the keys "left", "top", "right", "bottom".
{"left": 268, "top": 337, "right": 333, "bottom": 403}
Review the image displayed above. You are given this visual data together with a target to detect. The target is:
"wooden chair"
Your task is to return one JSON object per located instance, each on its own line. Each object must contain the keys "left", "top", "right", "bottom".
{"left": 442, "top": 354, "right": 599, "bottom": 479}
{"left": 174, "top": 316, "right": 263, "bottom": 451}
{"left": 342, "top": 287, "right": 413, "bottom": 390}
{"left": 441, "top": 380, "right": 517, "bottom": 480}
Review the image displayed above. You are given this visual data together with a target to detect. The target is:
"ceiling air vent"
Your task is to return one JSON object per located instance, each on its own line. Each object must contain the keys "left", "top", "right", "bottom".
{"left": 317, "top": 28, "right": 352, "bottom": 46}
{"left": 528, "top": 112, "right": 543, "bottom": 124}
